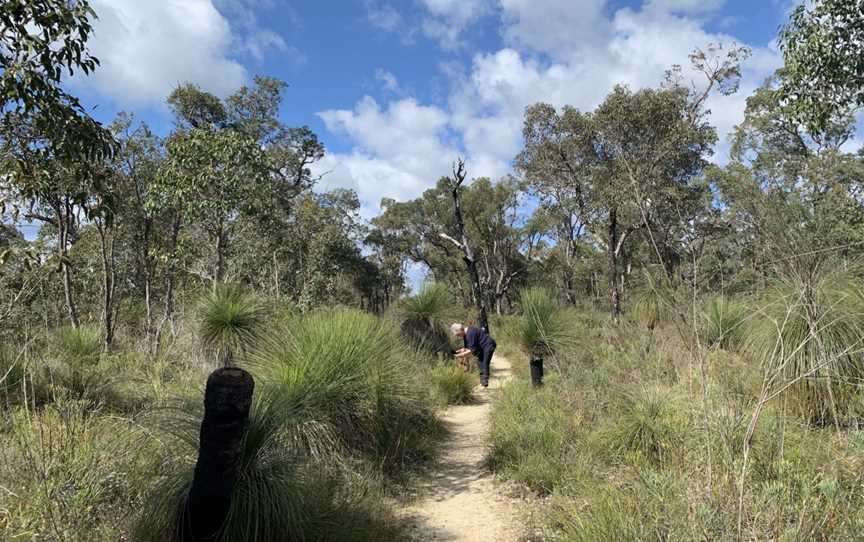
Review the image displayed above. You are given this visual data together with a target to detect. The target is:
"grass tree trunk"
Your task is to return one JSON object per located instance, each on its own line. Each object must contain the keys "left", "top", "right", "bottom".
{"left": 179, "top": 366, "right": 254, "bottom": 542}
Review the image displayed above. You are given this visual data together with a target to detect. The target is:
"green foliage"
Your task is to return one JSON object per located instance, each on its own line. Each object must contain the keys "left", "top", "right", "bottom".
{"left": 779, "top": 0, "right": 864, "bottom": 133}
{"left": 605, "top": 386, "right": 688, "bottom": 464}
{"left": 0, "top": 345, "right": 24, "bottom": 393}
{"left": 701, "top": 295, "right": 748, "bottom": 350}
{"left": 430, "top": 362, "right": 477, "bottom": 406}
{"left": 490, "top": 305, "right": 864, "bottom": 540}
{"left": 0, "top": 0, "right": 115, "bottom": 164}
{"left": 630, "top": 290, "right": 673, "bottom": 330}
{"left": 197, "top": 284, "right": 266, "bottom": 365}
{"left": 1, "top": 399, "right": 153, "bottom": 540}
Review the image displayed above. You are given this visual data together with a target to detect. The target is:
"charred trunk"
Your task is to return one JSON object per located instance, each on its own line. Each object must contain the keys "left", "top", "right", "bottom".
{"left": 178, "top": 366, "right": 254, "bottom": 542}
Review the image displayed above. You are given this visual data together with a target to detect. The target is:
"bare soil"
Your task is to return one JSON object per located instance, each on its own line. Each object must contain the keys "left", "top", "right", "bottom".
{"left": 400, "top": 355, "right": 525, "bottom": 541}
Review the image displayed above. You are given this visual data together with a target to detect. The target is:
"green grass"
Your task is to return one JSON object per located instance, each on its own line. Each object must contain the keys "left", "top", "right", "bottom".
{"left": 429, "top": 362, "right": 477, "bottom": 405}
{"left": 136, "top": 388, "right": 402, "bottom": 542}
{"left": 488, "top": 297, "right": 864, "bottom": 540}
{"left": 252, "top": 308, "right": 442, "bottom": 472}
{"left": 700, "top": 295, "right": 748, "bottom": 351}
{"left": 746, "top": 275, "right": 864, "bottom": 425}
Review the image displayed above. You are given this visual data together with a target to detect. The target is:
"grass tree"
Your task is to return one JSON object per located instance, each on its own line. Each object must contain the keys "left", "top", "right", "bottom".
{"left": 517, "top": 287, "right": 568, "bottom": 386}
{"left": 399, "top": 282, "right": 454, "bottom": 356}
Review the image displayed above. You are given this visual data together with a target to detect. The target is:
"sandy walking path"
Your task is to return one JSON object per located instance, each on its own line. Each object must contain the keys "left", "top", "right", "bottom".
{"left": 401, "top": 355, "right": 522, "bottom": 541}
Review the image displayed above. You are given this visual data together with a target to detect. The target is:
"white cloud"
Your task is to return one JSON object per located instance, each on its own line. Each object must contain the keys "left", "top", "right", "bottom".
{"left": 645, "top": 0, "right": 726, "bottom": 14}
{"left": 325, "top": 1, "right": 783, "bottom": 213}
{"left": 499, "top": 0, "right": 611, "bottom": 59}
{"left": 315, "top": 96, "right": 459, "bottom": 217}
{"left": 74, "top": 0, "right": 291, "bottom": 106}
{"left": 375, "top": 69, "right": 400, "bottom": 93}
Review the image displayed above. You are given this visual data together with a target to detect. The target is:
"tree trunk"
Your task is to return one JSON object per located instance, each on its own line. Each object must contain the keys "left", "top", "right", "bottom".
{"left": 141, "top": 218, "right": 155, "bottom": 353}
{"left": 97, "top": 220, "right": 116, "bottom": 349}
{"left": 159, "top": 213, "right": 182, "bottom": 341}
{"left": 178, "top": 366, "right": 254, "bottom": 542}
{"left": 447, "top": 160, "right": 490, "bottom": 334}
{"left": 58, "top": 199, "right": 80, "bottom": 329}
{"left": 215, "top": 223, "right": 228, "bottom": 284}
{"left": 607, "top": 207, "right": 621, "bottom": 321}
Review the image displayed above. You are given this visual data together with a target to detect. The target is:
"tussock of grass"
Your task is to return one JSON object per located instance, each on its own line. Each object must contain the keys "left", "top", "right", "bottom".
{"left": 253, "top": 308, "right": 442, "bottom": 471}
{"left": 430, "top": 362, "right": 477, "bottom": 405}
{"left": 701, "top": 295, "right": 748, "bottom": 351}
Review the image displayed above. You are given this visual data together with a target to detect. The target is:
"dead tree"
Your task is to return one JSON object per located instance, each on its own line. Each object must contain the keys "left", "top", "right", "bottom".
{"left": 440, "top": 159, "right": 490, "bottom": 333}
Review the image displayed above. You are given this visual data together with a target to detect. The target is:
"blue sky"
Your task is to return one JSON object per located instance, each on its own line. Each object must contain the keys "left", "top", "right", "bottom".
{"left": 70, "top": 0, "right": 797, "bottom": 219}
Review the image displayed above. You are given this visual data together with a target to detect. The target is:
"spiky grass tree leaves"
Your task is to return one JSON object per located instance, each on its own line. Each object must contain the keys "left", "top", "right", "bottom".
{"left": 517, "top": 287, "right": 567, "bottom": 359}
{"left": 701, "top": 295, "right": 748, "bottom": 351}
{"left": 252, "top": 308, "right": 441, "bottom": 471}
{"left": 197, "top": 284, "right": 266, "bottom": 367}
{"left": 399, "top": 283, "right": 454, "bottom": 356}
{"left": 136, "top": 386, "right": 355, "bottom": 542}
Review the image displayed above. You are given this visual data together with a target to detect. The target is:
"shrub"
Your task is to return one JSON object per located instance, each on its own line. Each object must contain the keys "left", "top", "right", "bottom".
{"left": 604, "top": 385, "right": 688, "bottom": 464}
{"left": 0, "top": 399, "right": 153, "bottom": 540}
{"left": 43, "top": 325, "right": 113, "bottom": 403}
{"left": 746, "top": 275, "right": 864, "bottom": 424}
{"left": 430, "top": 362, "right": 477, "bottom": 405}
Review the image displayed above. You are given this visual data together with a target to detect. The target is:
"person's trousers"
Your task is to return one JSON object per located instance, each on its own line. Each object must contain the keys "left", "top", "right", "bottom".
{"left": 478, "top": 348, "right": 495, "bottom": 385}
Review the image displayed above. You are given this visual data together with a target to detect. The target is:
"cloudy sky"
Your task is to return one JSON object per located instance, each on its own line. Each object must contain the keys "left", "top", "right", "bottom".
{"left": 71, "top": 0, "right": 796, "bottom": 218}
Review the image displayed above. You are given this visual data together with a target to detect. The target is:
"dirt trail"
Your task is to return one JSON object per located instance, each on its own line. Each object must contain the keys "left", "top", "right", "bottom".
{"left": 401, "top": 355, "right": 522, "bottom": 542}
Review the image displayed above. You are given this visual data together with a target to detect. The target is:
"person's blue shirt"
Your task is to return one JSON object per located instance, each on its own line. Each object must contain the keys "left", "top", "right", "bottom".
{"left": 464, "top": 326, "right": 496, "bottom": 358}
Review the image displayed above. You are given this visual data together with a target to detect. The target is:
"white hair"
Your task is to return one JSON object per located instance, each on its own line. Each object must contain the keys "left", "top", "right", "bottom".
{"left": 450, "top": 323, "right": 465, "bottom": 335}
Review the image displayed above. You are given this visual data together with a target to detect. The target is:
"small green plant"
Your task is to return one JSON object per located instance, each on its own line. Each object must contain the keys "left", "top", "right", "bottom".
{"left": 45, "top": 325, "right": 112, "bottom": 402}
{"left": 197, "top": 283, "right": 266, "bottom": 366}
{"left": 430, "top": 362, "right": 477, "bottom": 405}
{"left": 606, "top": 385, "right": 687, "bottom": 464}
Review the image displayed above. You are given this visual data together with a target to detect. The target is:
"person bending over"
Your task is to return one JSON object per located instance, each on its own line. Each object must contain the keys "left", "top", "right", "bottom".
{"left": 451, "top": 323, "right": 496, "bottom": 388}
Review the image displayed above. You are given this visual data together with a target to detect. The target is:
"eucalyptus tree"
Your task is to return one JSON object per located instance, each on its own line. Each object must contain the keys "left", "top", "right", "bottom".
{"left": 518, "top": 46, "right": 746, "bottom": 319}
{"left": 715, "top": 72, "right": 864, "bottom": 284}
{"left": 779, "top": 0, "right": 864, "bottom": 134}
{"left": 0, "top": 0, "right": 116, "bottom": 329}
